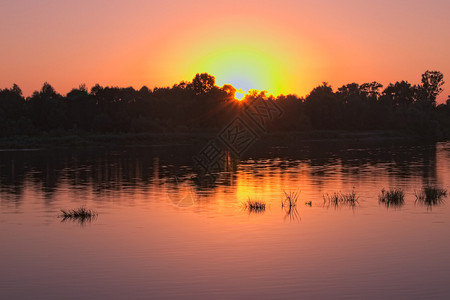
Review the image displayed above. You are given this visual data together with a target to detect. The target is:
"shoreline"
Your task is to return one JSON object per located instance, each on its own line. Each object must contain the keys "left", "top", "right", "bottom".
{"left": 0, "top": 130, "right": 435, "bottom": 150}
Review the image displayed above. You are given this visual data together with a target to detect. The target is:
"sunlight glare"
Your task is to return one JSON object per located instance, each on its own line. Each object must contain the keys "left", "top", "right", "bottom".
{"left": 235, "top": 88, "right": 246, "bottom": 100}
{"left": 188, "top": 43, "right": 288, "bottom": 98}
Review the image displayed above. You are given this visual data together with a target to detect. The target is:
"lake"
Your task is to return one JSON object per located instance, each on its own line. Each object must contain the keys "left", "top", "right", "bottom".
{"left": 1, "top": 140, "right": 450, "bottom": 299}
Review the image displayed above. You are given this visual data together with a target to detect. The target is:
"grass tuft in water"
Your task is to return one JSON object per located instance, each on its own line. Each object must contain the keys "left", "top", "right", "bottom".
{"left": 379, "top": 188, "right": 405, "bottom": 208}
{"left": 282, "top": 190, "right": 299, "bottom": 209}
{"left": 243, "top": 199, "right": 266, "bottom": 213}
{"left": 415, "top": 186, "right": 447, "bottom": 207}
{"left": 323, "top": 189, "right": 359, "bottom": 208}
{"left": 59, "top": 207, "right": 98, "bottom": 224}
{"left": 281, "top": 190, "right": 301, "bottom": 222}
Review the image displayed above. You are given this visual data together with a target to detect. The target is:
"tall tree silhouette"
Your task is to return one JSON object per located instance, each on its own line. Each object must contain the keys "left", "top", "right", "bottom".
{"left": 304, "top": 82, "right": 342, "bottom": 129}
{"left": 419, "top": 70, "right": 444, "bottom": 106}
{"left": 189, "top": 73, "right": 216, "bottom": 95}
{"left": 28, "top": 82, "right": 65, "bottom": 131}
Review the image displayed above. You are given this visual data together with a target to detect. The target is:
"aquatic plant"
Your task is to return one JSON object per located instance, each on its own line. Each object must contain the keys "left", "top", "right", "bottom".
{"left": 59, "top": 207, "right": 98, "bottom": 224}
{"left": 379, "top": 188, "right": 405, "bottom": 208}
{"left": 243, "top": 199, "right": 266, "bottom": 213}
{"left": 280, "top": 190, "right": 301, "bottom": 222}
{"left": 323, "top": 189, "right": 359, "bottom": 208}
{"left": 415, "top": 186, "right": 447, "bottom": 207}
{"left": 282, "top": 190, "right": 299, "bottom": 208}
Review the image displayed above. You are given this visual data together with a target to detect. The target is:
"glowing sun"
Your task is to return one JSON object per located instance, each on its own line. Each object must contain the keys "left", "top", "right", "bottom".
{"left": 189, "top": 44, "right": 287, "bottom": 100}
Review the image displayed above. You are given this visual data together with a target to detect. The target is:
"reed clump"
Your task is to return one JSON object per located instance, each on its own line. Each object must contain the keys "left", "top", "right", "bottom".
{"left": 60, "top": 207, "right": 98, "bottom": 223}
{"left": 323, "top": 189, "right": 359, "bottom": 208}
{"left": 243, "top": 199, "right": 266, "bottom": 213}
{"left": 415, "top": 186, "right": 447, "bottom": 207}
{"left": 379, "top": 188, "right": 405, "bottom": 208}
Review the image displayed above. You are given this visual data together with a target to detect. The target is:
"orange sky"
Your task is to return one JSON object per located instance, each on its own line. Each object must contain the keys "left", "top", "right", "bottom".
{"left": 1, "top": 0, "right": 449, "bottom": 102}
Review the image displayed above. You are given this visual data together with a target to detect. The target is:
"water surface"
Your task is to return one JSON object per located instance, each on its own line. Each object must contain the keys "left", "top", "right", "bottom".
{"left": 1, "top": 141, "right": 450, "bottom": 299}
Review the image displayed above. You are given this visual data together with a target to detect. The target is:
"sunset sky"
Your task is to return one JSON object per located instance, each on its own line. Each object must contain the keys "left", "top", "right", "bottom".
{"left": 1, "top": 0, "right": 449, "bottom": 101}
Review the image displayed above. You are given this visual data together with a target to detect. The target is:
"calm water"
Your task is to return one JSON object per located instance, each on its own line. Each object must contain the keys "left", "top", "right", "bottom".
{"left": 1, "top": 141, "right": 450, "bottom": 299}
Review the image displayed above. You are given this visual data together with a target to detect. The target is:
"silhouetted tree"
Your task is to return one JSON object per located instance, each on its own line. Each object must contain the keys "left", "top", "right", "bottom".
{"left": 189, "top": 73, "right": 216, "bottom": 95}
{"left": 0, "top": 84, "right": 32, "bottom": 136}
{"left": 28, "top": 82, "right": 66, "bottom": 131}
{"left": 382, "top": 81, "right": 416, "bottom": 107}
{"left": 66, "top": 84, "right": 96, "bottom": 130}
{"left": 304, "top": 82, "right": 342, "bottom": 129}
{"left": 418, "top": 70, "right": 444, "bottom": 106}
{"left": 360, "top": 82, "right": 383, "bottom": 100}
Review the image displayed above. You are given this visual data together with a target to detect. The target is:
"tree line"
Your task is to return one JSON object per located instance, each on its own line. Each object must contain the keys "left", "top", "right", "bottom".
{"left": 1, "top": 71, "right": 449, "bottom": 139}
